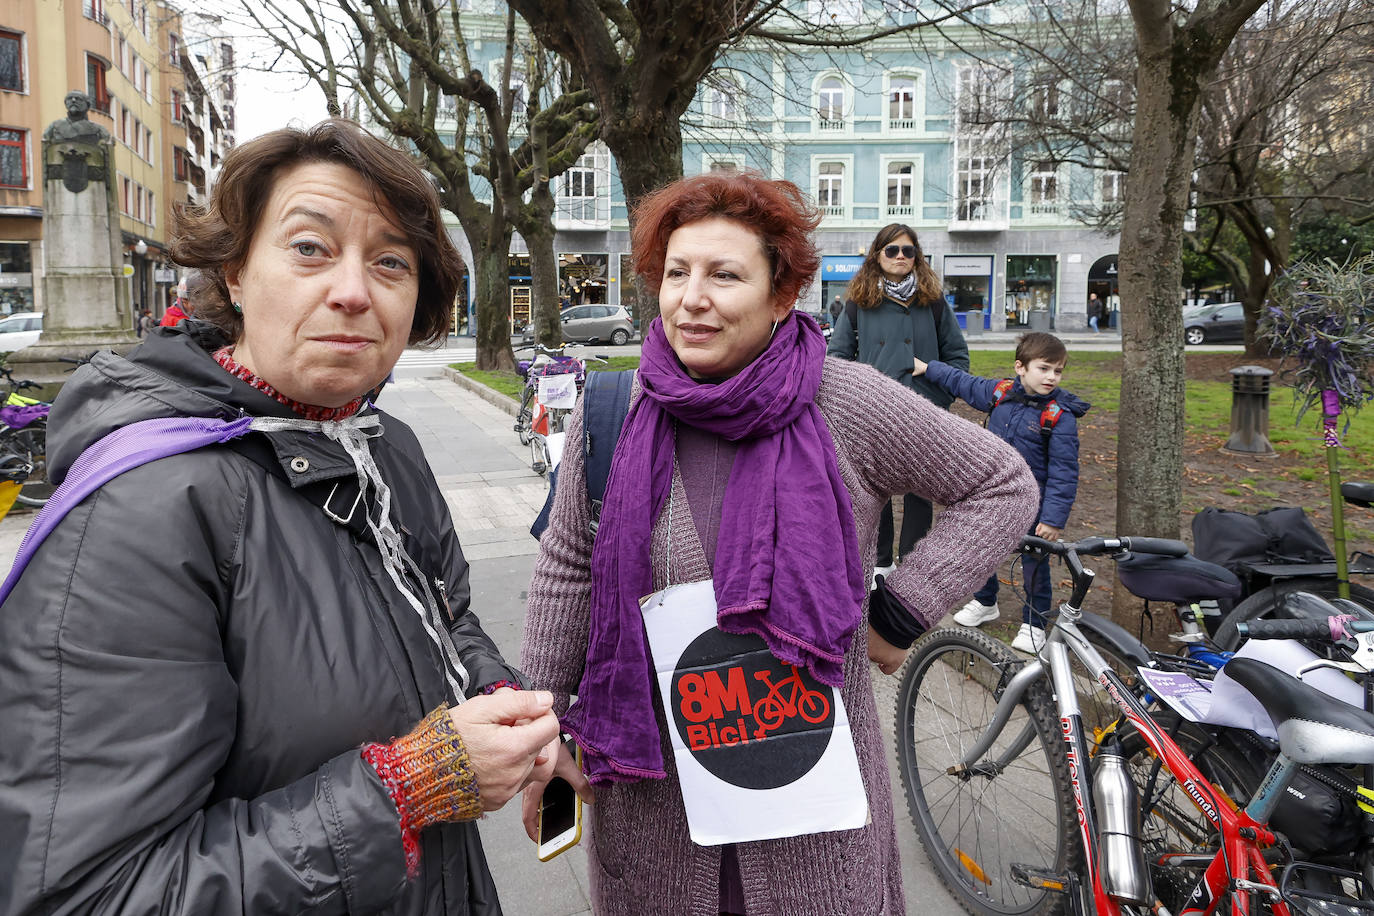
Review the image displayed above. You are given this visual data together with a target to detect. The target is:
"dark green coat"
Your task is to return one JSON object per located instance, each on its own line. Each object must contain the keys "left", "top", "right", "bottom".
{"left": 826, "top": 296, "right": 970, "bottom": 408}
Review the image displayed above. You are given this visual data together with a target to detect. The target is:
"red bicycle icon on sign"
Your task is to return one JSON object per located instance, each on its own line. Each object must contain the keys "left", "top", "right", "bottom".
{"left": 751, "top": 665, "right": 831, "bottom": 739}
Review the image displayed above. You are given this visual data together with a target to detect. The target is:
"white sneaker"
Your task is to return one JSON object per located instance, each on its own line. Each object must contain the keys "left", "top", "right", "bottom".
{"left": 953, "top": 599, "right": 1000, "bottom": 627}
{"left": 1010, "top": 623, "right": 1048, "bottom": 654}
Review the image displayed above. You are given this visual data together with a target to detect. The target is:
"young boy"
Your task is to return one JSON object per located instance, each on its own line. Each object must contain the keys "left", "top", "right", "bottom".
{"left": 913, "top": 332, "right": 1090, "bottom": 653}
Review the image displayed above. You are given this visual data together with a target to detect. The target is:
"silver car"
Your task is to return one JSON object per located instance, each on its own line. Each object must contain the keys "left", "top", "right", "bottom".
{"left": 561, "top": 304, "right": 635, "bottom": 345}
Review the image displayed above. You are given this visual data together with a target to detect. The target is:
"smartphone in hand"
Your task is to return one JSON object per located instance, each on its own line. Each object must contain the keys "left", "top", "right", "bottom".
{"left": 536, "top": 744, "right": 583, "bottom": 861}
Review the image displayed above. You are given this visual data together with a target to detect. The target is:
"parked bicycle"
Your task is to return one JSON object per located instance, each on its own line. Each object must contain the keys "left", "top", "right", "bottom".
{"left": 0, "top": 364, "right": 51, "bottom": 508}
{"left": 512, "top": 343, "right": 605, "bottom": 474}
{"left": 896, "top": 534, "right": 1374, "bottom": 915}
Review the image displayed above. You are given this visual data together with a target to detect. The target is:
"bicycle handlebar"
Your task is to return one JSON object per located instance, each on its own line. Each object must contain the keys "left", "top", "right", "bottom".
{"left": 1020, "top": 534, "right": 1191, "bottom": 611}
{"left": 1236, "top": 617, "right": 1374, "bottom": 640}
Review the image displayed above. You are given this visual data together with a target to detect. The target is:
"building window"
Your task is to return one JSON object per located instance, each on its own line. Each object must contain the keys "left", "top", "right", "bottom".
{"left": 0, "top": 30, "right": 24, "bottom": 93}
{"left": 957, "top": 66, "right": 1003, "bottom": 128}
{"left": 174, "top": 146, "right": 188, "bottom": 182}
{"left": 85, "top": 0, "right": 107, "bottom": 21}
{"left": 144, "top": 127, "right": 154, "bottom": 164}
{"left": 1031, "top": 80, "right": 1060, "bottom": 119}
{"left": 560, "top": 146, "right": 609, "bottom": 223}
{"left": 171, "top": 88, "right": 184, "bottom": 123}
{"left": 817, "top": 77, "right": 845, "bottom": 130}
{"left": 708, "top": 160, "right": 739, "bottom": 173}
{"left": 817, "top": 161, "right": 845, "bottom": 216}
{"left": 168, "top": 32, "right": 180, "bottom": 62}
{"left": 886, "top": 161, "right": 915, "bottom": 217}
{"left": 87, "top": 55, "right": 111, "bottom": 113}
{"left": 956, "top": 155, "right": 993, "bottom": 221}
{"left": 1029, "top": 160, "right": 1058, "bottom": 214}
{"left": 889, "top": 76, "right": 916, "bottom": 129}
{"left": 1101, "top": 170, "right": 1124, "bottom": 203}
{"left": 0, "top": 128, "right": 27, "bottom": 188}
{"left": 706, "top": 87, "right": 738, "bottom": 124}
{"left": 145, "top": 190, "right": 155, "bottom": 226}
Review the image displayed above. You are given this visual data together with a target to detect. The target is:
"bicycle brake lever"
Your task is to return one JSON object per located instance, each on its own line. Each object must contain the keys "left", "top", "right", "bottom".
{"left": 1296, "top": 656, "right": 1370, "bottom": 677}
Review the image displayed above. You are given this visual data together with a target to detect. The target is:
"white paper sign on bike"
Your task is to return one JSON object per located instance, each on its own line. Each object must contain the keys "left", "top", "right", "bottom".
{"left": 640, "top": 579, "right": 868, "bottom": 846}
{"left": 537, "top": 373, "right": 578, "bottom": 409}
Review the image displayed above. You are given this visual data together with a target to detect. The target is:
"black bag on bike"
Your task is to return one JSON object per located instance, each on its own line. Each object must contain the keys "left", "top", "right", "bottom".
{"left": 1191, "top": 506, "right": 1335, "bottom": 604}
{"left": 1269, "top": 766, "right": 1364, "bottom": 856}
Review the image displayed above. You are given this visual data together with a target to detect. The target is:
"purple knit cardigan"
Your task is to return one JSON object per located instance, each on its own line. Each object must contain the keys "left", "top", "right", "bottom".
{"left": 521, "top": 357, "right": 1039, "bottom": 916}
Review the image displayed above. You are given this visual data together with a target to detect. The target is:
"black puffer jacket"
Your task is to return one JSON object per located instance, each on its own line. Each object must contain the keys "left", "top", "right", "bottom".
{"left": 0, "top": 323, "right": 519, "bottom": 915}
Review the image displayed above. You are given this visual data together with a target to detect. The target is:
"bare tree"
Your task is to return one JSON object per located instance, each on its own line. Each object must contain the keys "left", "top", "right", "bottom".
{"left": 233, "top": 0, "right": 596, "bottom": 369}
{"left": 1190, "top": 1, "right": 1374, "bottom": 354}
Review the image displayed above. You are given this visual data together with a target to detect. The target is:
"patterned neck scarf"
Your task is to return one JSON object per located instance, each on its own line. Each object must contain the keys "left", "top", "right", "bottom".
{"left": 213, "top": 346, "right": 365, "bottom": 421}
{"left": 884, "top": 273, "right": 918, "bottom": 303}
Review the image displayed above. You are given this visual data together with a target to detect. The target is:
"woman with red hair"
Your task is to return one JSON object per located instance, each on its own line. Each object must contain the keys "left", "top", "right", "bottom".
{"left": 520, "top": 171, "right": 1036, "bottom": 914}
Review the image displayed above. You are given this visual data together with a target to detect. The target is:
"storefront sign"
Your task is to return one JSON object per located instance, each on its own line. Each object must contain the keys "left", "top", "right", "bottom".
{"left": 154, "top": 268, "right": 177, "bottom": 283}
{"left": 943, "top": 255, "right": 993, "bottom": 277}
{"left": 821, "top": 256, "right": 865, "bottom": 280}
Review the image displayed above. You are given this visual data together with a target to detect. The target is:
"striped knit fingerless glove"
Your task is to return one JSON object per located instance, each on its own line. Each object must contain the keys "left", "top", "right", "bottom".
{"left": 362, "top": 705, "right": 482, "bottom": 877}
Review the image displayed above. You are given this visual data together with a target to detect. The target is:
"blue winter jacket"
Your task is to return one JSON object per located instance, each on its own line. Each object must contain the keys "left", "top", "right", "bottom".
{"left": 925, "top": 361, "right": 1090, "bottom": 529}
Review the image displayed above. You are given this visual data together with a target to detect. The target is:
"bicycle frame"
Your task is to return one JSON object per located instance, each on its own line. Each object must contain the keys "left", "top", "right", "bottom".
{"left": 956, "top": 604, "right": 1290, "bottom": 915}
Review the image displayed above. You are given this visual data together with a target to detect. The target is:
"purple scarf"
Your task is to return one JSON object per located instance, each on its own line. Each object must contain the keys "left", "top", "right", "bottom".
{"left": 560, "top": 312, "right": 866, "bottom": 783}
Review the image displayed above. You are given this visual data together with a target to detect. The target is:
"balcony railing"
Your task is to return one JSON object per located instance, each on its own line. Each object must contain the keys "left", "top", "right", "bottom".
{"left": 817, "top": 118, "right": 845, "bottom": 131}
{"left": 949, "top": 198, "right": 1008, "bottom": 231}
{"left": 820, "top": 205, "right": 845, "bottom": 218}
{"left": 889, "top": 118, "right": 915, "bottom": 130}
{"left": 1028, "top": 201, "right": 1061, "bottom": 218}
{"left": 886, "top": 204, "right": 914, "bottom": 217}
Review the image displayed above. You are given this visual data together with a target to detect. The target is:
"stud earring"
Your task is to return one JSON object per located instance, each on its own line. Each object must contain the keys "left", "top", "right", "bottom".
{"left": 232, "top": 301, "right": 243, "bottom": 314}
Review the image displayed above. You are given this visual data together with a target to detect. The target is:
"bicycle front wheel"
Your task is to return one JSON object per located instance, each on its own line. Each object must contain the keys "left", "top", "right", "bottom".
{"left": 895, "top": 627, "right": 1082, "bottom": 915}
{"left": 515, "top": 387, "right": 535, "bottom": 445}
{"left": 13, "top": 419, "right": 51, "bottom": 508}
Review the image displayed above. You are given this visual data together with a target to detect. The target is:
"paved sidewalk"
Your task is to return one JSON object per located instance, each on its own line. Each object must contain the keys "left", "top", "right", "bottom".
{"left": 0, "top": 374, "right": 957, "bottom": 915}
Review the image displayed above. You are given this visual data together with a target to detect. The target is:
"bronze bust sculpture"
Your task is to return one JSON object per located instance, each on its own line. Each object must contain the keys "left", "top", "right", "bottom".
{"left": 43, "top": 92, "right": 110, "bottom": 144}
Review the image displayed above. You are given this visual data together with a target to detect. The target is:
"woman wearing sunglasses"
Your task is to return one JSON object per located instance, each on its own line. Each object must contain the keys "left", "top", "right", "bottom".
{"left": 828, "top": 223, "right": 969, "bottom": 579}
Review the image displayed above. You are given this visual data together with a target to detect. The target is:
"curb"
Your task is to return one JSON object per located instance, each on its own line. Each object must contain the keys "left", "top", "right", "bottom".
{"left": 442, "top": 367, "right": 521, "bottom": 417}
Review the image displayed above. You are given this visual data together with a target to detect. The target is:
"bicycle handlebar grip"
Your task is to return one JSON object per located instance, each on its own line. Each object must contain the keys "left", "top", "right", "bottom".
{"left": 1119, "top": 537, "right": 1189, "bottom": 557}
{"left": 1236, "top": 617, "right": 1334, "bottom": 640}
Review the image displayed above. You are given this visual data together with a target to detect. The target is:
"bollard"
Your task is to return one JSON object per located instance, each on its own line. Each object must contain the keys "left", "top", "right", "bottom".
{"left": 1221, "top": 365, "right": 1276, "bottom": 456}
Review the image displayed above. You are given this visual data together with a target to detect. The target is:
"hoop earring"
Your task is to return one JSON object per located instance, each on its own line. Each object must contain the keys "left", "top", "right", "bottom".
{"left": 768, "top": 319, "right": 779, "bottom": 342}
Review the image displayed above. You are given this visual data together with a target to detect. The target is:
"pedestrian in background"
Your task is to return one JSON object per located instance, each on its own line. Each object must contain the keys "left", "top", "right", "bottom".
{"left": 520, "top": 171, "right": 1036, "bottom": 914}
{"left": 828, "top": 223, "right": 969, "bottom": 580}
{"left": 1087, "top": 292, "right": 1103, "bottom": 332}
{"left": 914, "top": 331, "right": 1089, "bottom": 653}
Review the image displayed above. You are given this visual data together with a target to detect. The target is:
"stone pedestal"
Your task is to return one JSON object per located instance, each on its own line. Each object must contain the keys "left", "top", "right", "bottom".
{"left": 8, "top": 94, "right": 136, "bottom": 394}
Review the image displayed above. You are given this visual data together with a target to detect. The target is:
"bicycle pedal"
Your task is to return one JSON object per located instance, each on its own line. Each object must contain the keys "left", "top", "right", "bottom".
{"left": 1010, "top": 863, "right": 1071, "bottom": 894}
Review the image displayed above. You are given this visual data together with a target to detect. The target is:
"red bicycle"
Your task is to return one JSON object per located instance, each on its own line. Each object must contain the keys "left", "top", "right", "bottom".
{"left": 896, "top": 534, "right": 1374, "bottom": 915}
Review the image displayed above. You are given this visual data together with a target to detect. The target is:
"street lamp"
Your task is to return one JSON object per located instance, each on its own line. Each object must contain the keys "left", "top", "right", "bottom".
{"left": 134, "top": 239, "right": 148, "bottom": 256}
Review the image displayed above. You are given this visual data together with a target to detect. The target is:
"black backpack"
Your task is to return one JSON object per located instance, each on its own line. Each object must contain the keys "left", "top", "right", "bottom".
{"left": 529, "top": 370, "right": 635, "bottom": 539}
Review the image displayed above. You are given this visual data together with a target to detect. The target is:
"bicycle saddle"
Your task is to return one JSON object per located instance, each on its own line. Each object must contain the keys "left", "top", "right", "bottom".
{"left": 1115, "top": 552, "right": 1242, "bottom": 604}
{"left": 1343, "top": 481, "right": 1374, "bottom": 508}
{"left": 1223, "top": 657, "right": 1374, "bottom": 765}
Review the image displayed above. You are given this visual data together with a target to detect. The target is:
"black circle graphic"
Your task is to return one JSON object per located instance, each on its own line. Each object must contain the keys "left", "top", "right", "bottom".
{"left": 669, "top": 628, "right": 835, "bottom": 790}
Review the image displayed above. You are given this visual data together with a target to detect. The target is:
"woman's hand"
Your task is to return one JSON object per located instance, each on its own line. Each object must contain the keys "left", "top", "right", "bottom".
{"left": 1035, "top": 523, "right": 1061, "bottom": 540}
{"left": 522, "top": 740, "right": 596, "bottom": 842}
{"left": 446, "top": 690, "right": 562, "bottom": 812}
{"left": 867, "top": 624, "right": 909, "bottom": 675}
{"left": 912, "top": 357, "right": 929, "bottom": 376}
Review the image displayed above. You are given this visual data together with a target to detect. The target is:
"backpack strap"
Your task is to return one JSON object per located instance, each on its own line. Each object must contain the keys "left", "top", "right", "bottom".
{"left": 583, "top": 370, "right": 635, "bottom": 534}
{"left": 0, "top": 415, "right": 253, "bottom": 606}
{"left": 1040, "top": 401, "right": 1064, "bottom": 438}
{"left": 992, "top": 378, "right": 1015, "bottom": 407}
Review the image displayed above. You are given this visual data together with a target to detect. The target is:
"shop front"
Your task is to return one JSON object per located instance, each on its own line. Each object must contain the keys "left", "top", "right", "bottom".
{"left": 0, "top": 241, "right": 36, "bottom": 315}
{"left": 509, "top": 254, "right": 532, "bottom": 332}
{"left": 1005, "top": 255, "right": 1058, "bottom": 330}
{"left": 820, "top": 255, "right": 864, "bottom": 315}
{"left": 1088, "top": 254, "right": 1120, "bottom": 328}
{"left": 559, "top": 253, "right": 609, "bottom": 308}
{"left": 943, "top": 255, "right": 993, "bottom": 331}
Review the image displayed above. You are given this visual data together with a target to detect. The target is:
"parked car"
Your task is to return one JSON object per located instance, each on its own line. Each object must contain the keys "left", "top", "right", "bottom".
{"left": 1184, "top": 301, "right": 1245, "bottom": 345}
{"left": 560, "top": 304, "right": 636, "bottom": 345}
{"left": 0, "top": 312, "right": 43, "bottom": 352}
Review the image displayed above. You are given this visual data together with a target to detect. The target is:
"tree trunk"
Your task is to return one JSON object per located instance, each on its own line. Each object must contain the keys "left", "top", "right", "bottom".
{"left": 602, "top": 114, "right": 685, "bottom": 326}
{"left": 473, "top": 231, "right": 516, "bottom": 371}
{"left": 1111, "top": 35, "right": 1199, "bottom": 614}
{"left": 522, "top": 187, "right": 562, "bottom": 349}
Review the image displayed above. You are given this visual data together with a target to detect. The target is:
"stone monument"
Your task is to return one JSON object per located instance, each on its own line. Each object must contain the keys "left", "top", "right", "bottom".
{"left": 8, "top": 91, "right": 136, "bottom": 388}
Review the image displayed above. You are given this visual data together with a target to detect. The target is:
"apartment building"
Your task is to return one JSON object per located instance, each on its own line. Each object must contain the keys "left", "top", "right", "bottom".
{"left": 0, "top": 0, "right": 230, "bottom": 322}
